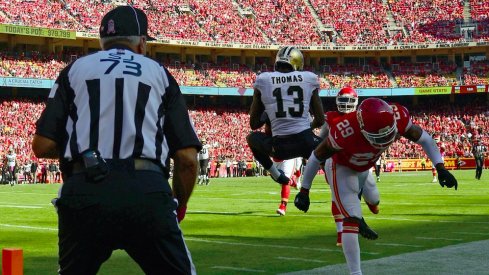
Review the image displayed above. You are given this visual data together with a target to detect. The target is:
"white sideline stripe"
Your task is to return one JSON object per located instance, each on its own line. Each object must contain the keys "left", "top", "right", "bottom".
{"left": 454, "top": 231, "right": 489, "bottom": 236}
{"left": 0, "top": 204, "right": 44, "bottom": 209}
{"left": 375, "top": 243, "right": 423, "bottom": 248}
{"left": 0, "top": 223, "right": 57, "bottom": 231}
{"left": 276, "top": 256, "right": 327, "bottom": 263}
{"left": 416, "top": 237, "right": 463, "bottom": 241}
{"left": 212, "top": 266, "right": 265, "bottom": 272}
{"left": 185, "top": 237, "right": 344, "bottom": 253}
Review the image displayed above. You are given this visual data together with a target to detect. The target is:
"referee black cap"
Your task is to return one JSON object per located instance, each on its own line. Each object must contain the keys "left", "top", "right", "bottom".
{"left": 99, "top": 5, "right": 156, "bottom": 40}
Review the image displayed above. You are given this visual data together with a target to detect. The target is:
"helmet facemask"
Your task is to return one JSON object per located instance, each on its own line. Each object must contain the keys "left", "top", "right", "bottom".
{"left": 336, "top": 87, "right": 358, "bottom": 113}
{"left": 357, "top": 104, "right": 398, "bottom": 149}
{"left": 336, "top": 96, "right": 358, "bottom": 113}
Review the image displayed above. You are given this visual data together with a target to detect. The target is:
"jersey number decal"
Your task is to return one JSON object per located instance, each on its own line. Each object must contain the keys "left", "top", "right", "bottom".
{"left": 272, "top": 86, "right": 304, "bottom": 118}
{"left": 336, "top": 119, "right": 354, "bottom": 138}
{"left": 349, "top": 152, "right": 376, "bottom": 166}
{"left": 391, "top": 104, "right": 401, "bottom": 120}
{"left": 100, "top": 53, "right": 142, "bottom": 76}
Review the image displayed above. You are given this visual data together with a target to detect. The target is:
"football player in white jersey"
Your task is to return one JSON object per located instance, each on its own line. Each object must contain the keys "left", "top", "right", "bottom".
{"left": 247, "top": 46, "right": 324, "bottom": 185}
{"left": 6, "top": 148, "right": 17, "bottom": 185}
{"left": 198, "top": 139, "right": 211, "bottom": 185}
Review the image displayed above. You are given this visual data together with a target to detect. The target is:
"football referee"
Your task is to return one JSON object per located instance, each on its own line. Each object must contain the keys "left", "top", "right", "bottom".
{"left": 32, "top": 6, "right": 201, "bottom": 275}
{"left": 472, "top": 139, "right": 486, "bottom": 180}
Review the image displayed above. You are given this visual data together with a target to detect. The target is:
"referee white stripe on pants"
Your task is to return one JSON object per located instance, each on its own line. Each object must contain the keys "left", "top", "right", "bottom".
{"left": 325, "top": 159, "right": 379, "bottom": 219}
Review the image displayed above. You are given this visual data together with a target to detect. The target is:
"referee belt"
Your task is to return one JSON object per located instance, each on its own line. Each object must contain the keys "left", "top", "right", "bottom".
{"left": 68, "top": 158, "right": 164, "bottom": 175}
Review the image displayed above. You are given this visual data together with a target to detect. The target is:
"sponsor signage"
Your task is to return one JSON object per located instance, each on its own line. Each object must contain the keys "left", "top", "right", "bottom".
{"left": 414, "top": 86, "right": 452, "bottom": 95}
{"left": 0, "top": 24, "right": 75, "bottom": 39}
{"left": 0, "top": 77, "right": 55, "bottom": 89}
{"left": 74, "top": 32, "right": 489, "bottom": 51}
{"left": 452, "top": 85, "right": 487, "bottom": 94}
{"left": 384, "top": 158, "right": 486, "bottom": 171}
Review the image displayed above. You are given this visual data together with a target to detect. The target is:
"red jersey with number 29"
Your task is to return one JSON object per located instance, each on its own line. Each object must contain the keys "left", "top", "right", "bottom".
{"left": 327, "top": 103, "right": 412, "bottom": 172}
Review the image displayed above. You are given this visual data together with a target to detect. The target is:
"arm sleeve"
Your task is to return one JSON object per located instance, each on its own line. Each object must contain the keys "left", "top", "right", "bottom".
{"left": 318, "top": 123, "right": 329, "bottom": 139}
{"left": 415, "top": 130, "right": 443, "bottom": 166}
{"left": 163, "top": 69, "right": 202, "bottom": 157}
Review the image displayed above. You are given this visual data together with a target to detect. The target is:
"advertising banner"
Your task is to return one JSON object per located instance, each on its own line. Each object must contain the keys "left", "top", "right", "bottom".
{"left": 0, "top": 77, "right": 55, "bottom": 89}
{"left": 384, "top": 158, "right": 485, "bottom": 171}
{"left": 414, "top": 86, "right": 452, "bottom": 96}
{"left": 452, "top": 85, "right": 487, "bottom": 94}
{"left": 0, "top": 24, "right": 76, "bottom": 39}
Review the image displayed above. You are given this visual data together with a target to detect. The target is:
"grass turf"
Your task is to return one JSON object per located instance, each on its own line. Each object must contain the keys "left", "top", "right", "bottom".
{"left": 1, "top": 169, "right": 488, "bottom": 274}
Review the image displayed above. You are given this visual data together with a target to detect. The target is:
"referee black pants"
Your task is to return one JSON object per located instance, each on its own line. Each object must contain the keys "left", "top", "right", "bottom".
{"left": 475, "top": 157, "right": 484, "bottom": 180}
{"left": 56, "top": 170, "right": 195, "bottom": 275}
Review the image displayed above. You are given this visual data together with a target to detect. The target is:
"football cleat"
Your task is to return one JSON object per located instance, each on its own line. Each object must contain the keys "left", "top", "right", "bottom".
{"left": 366, "top": 201, "right": 379, "bottom": 214}
{"left": 271, "top": 169, "right": 290, "bottom": 185}
{"left": 359, "top": 218, "right": 378, "bottom": 240}
{"left": 336, "top": 232, "right": 342, "bottom": 247}
{"left": 276, "top": 203, "right": 287, "bottom": 216}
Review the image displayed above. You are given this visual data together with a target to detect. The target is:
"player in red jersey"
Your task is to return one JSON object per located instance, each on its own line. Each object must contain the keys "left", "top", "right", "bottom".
{"left": 318, "top": 87, "right": 379, "bottom": 247}
{"left": 295, "top": 98, "right": 457, "bottom": 275}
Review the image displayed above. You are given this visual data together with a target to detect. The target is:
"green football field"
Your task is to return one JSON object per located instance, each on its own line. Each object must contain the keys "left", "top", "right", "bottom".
{"left": 1, "top": 169, "right": 488, "bottom": 274}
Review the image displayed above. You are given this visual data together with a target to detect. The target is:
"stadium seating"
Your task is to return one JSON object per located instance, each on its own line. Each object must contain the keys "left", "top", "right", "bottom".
{"left": 470, "top": 0, "right": 489, "bottom": 40}
{"left": 1, "top": 0, "right": 488, "bottom": 45}
{"left": 309, "top": 0, "right": 389, "bottom": 45}
{"left": 0, "top": 51, "right": 67, "bottom": 79}
{"left": 7, "top": 50, "right": 489, "bottom": 87}
{"left": 462, "top": 60, "right": 489, "bottom": 85}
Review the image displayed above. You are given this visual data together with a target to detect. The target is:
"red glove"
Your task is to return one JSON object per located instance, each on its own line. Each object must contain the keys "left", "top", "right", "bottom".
{"left": 176, "top": 205, "right": 187, "bottom": 223}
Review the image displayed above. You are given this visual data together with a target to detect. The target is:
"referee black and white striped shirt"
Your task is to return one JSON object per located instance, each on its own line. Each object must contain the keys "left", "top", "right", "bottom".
{"left": 35, "top": 46, "right": 201, "bottom": 172}
{"left": 473, "top": 143, "right": 487, "bottom": 158}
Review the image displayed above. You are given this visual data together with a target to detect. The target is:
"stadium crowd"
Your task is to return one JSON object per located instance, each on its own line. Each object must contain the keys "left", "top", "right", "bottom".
{"left": 1, "top": 0, "right": 488, "bottom": 182}
{"left": 0, "top": 0, "right": 488, "bottom": 45}
{"left": 2, "top": 51, "right": 489, "bottom": 88}
{"left": 1, "top": 96, "right": 487, "bottom": 183}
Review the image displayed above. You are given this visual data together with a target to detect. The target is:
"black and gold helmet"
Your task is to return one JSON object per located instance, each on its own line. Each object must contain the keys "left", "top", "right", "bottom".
{"left": 275, "top": 46, "right": 304, "bottom": 71}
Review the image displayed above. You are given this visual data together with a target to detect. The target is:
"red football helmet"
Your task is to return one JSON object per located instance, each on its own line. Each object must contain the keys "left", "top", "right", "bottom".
{"left": 336, "top": 87, "right": 358, "bottom": 113}
{"left": 357, "top": 98, "right": 397, "bottom": 149}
